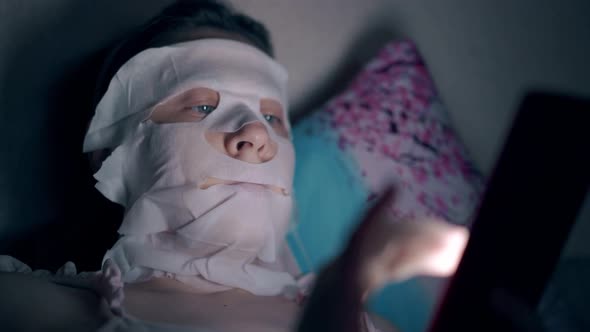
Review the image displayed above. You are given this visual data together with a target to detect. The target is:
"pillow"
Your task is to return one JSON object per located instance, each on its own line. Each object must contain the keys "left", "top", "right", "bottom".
{"left": 288, "top": 40, "right": 484, "bottom": 332}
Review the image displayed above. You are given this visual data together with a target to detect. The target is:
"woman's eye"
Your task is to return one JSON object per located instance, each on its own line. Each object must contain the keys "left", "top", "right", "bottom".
{"left": 262, "top": 113, "right": 289, "bottom": 138}
{"left": 190, "top": 105, "right": 216, "bottom": 115}
{"left": 263, "top": 114, "right": 281, "bottom": 124}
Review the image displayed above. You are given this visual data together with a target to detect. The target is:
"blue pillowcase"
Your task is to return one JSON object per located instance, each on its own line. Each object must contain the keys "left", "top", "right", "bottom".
{"left": 288, "top": 117, "right": 438, "bottom": 332}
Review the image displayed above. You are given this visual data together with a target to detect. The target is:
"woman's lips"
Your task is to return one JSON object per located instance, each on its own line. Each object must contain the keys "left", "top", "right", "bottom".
{"left": 199, "top": 177, "right": 289, "bottom": 196}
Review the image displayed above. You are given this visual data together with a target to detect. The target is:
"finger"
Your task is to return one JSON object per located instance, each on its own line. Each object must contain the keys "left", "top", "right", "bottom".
{"left": 347, "top": 187, "right": 396, "bottom": 249}
{"left": 419, "top": 223, "right": 469, "bottom": 277}
{"left": 338, "top": 187, "right": 397, "bottom": 292}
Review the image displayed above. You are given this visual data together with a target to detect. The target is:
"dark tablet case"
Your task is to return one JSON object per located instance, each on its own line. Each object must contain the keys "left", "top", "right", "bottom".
{"left": 428, "top": 92, "right": 590, "bottom": 332}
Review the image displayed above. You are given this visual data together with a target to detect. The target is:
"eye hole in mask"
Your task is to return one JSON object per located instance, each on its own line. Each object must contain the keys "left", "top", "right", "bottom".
{"left": 148, "top": 87, "right": 290, "bottom": 139}
{"left": 150, "top": 87, "right": 220, "bottom": 123}
{"left": 260, "top": 98, "right": 289, "bottom": 138}
{"left": 190, "top": 104, "right": 217, "bottom": 115}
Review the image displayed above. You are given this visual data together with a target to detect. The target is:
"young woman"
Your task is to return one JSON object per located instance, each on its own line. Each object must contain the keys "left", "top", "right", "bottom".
{"left": 0, "top": 1, "right": 467, "bottom": 331}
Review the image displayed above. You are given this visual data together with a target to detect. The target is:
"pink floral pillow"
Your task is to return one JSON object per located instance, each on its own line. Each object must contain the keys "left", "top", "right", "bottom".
{"left": 294, "top": 40, "right": 484, "bottom": 227}
{"left": 290, "top": 39, "right": 485, "bottom": 332}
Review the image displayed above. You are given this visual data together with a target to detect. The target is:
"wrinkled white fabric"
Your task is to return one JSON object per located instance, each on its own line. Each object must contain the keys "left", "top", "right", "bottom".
{"left": 83, "top": 38, "right": 288, "bottom": 153}
{"left": 0, "top": 255, "right": 125, "bottom": 315}
{"left": 84, "top": 39, "right": 298, "bottom": 296}
{"left": 0, "top": 255, "right": 383, "bottom": 331}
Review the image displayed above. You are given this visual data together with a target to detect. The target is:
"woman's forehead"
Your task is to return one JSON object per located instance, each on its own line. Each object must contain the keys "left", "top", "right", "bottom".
{"left": 124, "top": 38, "right": 288, "bottom": 111}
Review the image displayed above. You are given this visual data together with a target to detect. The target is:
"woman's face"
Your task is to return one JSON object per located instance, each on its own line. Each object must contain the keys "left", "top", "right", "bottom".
{"left": 85, "top": 24, "right": 298, "bottom": 296}
{"left": 86, "top": 34, "right": 294, "bottom": 202}
{"left": 148, "top": 86, "right": 291, "bottom": 195}
{"left": 150, "top": 87, "right": 289, "bottom": 163}
{"left": 90, "top": 28, "right": 286, "bottom": 172}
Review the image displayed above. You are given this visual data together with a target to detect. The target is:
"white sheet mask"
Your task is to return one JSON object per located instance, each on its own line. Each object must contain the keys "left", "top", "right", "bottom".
{"left": 84, "top": 38, "right": 289, "bottom": 152}
{"left": 84, "top": 39, "right": 298, "bottom": 295}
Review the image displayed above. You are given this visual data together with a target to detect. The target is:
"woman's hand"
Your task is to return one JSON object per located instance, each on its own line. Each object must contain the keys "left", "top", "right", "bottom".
{"left": 342, "top": 188, "right": 470, "bottom": 296}
{"left": 297, "top": 189, "right": 469, "bottom": 332}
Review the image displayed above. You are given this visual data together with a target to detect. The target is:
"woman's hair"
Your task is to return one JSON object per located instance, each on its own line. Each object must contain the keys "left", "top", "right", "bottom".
{"left": 93, "top": 0, "right": 273, "bottom": 109}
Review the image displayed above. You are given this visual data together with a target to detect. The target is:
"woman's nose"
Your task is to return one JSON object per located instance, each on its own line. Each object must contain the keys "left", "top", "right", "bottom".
{"left": 224, "top": 122, "right": 277, "bottom": 163}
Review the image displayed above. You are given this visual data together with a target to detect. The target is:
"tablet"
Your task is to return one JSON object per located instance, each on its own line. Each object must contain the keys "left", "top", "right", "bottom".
{"left": 428, "top": 92, "right": 590, "bottom": 332}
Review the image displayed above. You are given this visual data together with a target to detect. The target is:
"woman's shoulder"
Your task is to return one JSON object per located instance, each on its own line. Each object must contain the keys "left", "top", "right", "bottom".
{"left": 0, "top": 271, "right": 110, "bottom": 331}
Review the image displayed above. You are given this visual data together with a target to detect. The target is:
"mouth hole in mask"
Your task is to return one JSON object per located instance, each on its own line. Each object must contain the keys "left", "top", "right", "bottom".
{"left": 200, "top": 176, "right": 289, "bottom": 196}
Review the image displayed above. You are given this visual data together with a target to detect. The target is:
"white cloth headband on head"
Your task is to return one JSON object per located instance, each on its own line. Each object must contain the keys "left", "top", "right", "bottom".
{"left": 83, "top": 38, "right": 289, "bottom": 153}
